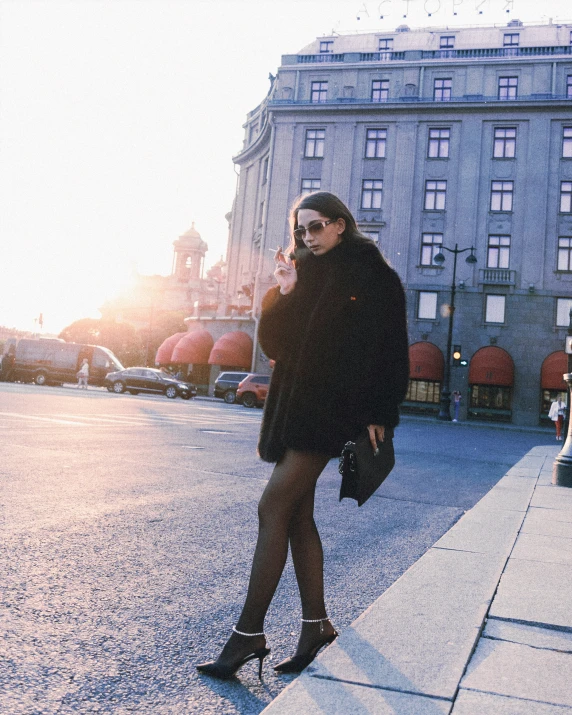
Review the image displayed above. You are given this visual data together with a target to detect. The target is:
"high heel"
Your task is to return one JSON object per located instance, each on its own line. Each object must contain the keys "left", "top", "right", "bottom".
{"left": 196, "top": 627, "right": 271, "bottom": 680}
{"left": 273, "top": 617, "right": 338, "bottom": 674}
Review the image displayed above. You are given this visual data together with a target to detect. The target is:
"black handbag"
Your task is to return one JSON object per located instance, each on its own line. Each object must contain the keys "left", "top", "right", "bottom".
{"left": 338, "top": 428, "right": 395, "bottom": 507}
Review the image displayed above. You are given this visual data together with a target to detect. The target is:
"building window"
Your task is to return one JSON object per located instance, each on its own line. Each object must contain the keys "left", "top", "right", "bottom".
{"left": 320, "top": 40, "right": 333, "bottom": 53}
{"left": 491, "top": 181, "right": 514, "bottom": 212}
{"left": 567, "top": 75, "right": 572, "bottom": 99}
{"left": 503, "top": 33, "right": 519, "bottom": 56}
{"left": 428, "top": 128, "right": 450, "bottom": 158}
{"left": 493, "top": 127, "right": 517, "bottom": 158}
{"left": 564, "top": 128, "right": 572, "bottom": 158}
{"left": 361, "top": 180, "right": 383, "bottom": 209}
{"left": 365, "top": 129, "right": 387, "bottom": 158}
{"left": 440, "top": 35, "right": 455, "bottom": 48}
{"left": 498, "top": 76, "right": 518, "bottom": 100}
{"left": 301, "top": 178, "right": 321, "bottom": 195}
{"left": 262, "top": 157, "right": 269, "bottom": 184}
{"left": 558, "top": 237, "right": 572, "bottom": 271}
{"left": 311, "top": 81, "right": 328, "bottom": 103}
{"left": 424, "top": 180, "right": 447, "bottom": 210}
{"left": 371, "top": 79, "right": 389, "bottom": 102}
{"left": 557, "top": 298, "right": 572, "bottom": 327}
{"left": 485, "top": 294, "right": 506, "bottom": 324}
{"left": 361, "top": 230, "right": 380, "bottom": 244}
{"left": 561, "top": 182, "right": 572, "bottom": 213}
{"left": 248, "top": 123, "right": 258, "bottom": 143}
{"left": 420, "top": 233, "right": 443, "bottom": 265}
{"left": 418, "top": 291, "right": 438, "bottom": 320}
{"left": 433, "top": 78, "right": 452, "bottom": 101}
{"left": 378, "top": 38, "right": 393, "bottom": 59}
{"left": 305, "top": 129, "right": 325, "bottom": 158}
{"left": 470, "top": 385, "right": 511, "bottom": 411}
{"left": 487, "top": 235, "right": 511, "bottom": 268}
{"left": 406, "top": 380, "right": 441, "bottom": 403}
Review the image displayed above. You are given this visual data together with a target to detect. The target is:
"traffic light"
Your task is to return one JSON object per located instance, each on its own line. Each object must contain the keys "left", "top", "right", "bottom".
{"left": 453, "top": 345, "right": 462, "bottom": 367}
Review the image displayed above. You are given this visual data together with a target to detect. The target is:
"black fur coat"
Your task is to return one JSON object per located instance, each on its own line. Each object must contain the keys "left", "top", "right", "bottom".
{"left": 257, "top": 237, "right": 409, "bottom": 463}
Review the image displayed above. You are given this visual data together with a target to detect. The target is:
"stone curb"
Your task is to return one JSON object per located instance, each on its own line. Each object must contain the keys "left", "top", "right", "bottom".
{"left": 261, "top": 446, "right": 569, "bottom": 714}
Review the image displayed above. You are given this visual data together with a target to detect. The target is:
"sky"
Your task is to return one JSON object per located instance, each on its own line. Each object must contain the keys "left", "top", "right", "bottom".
{"left": 1, "top": 0, "right": 569, "bottom": 334}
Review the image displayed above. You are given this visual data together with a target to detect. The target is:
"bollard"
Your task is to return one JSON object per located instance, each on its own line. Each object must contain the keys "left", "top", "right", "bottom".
{"left": 552, "top": 372, "right": 572, "bottom": 487}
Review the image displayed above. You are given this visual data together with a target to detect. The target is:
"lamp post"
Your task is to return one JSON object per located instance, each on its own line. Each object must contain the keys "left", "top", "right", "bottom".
{"left": 552, "top": 308, "right": 572, "bottom": 487}
{"left": 433, "top": 244, "right": 477, "bottom": 421}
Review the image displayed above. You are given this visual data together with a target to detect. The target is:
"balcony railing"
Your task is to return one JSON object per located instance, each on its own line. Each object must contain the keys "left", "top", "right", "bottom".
{"left": 269, "top": 93, "right": 571, "bottom": 107}
{"left": 479, "top": 268, "right": 516, "bottom": 285}
{"left": 289, "top": 45, "right": 572, "bottom": 65}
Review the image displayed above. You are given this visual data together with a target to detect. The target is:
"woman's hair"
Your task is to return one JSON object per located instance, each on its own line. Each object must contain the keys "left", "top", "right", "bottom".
{"left": 287, "top": 191, "right": 378, "bottom": 258}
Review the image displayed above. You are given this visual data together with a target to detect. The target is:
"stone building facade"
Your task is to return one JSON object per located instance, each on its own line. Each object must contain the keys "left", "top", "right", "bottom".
{"left": 226, "top": 20, "right": 572, "bottom": 425}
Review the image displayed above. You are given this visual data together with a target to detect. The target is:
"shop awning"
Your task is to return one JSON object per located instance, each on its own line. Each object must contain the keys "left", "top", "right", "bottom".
{"left": 155, "top": 332, "right": 187, "bottom": 365}
{"left": 208, "top": 331, "right": 253, "bottom": 369}
{"left": 171, "top": 330, "right": 214, "bottom": 365}
{"left": 469, "top": 346, "right": 514, "bottom": 386}
{"left": 541, "top": 351, "right": 568, "bottom": 390}
{"left": 408, "top": 342, "right": 444, "bottom": 381}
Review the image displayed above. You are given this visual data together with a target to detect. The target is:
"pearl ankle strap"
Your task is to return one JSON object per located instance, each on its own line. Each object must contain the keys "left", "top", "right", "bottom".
{"left": 232, "top": 626, "right": 265, "bottom": 637}
{"left": 301, "top": 616, "right": 330, "bottom": 634}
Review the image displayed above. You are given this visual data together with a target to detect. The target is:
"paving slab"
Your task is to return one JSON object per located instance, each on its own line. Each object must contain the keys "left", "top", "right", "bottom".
{"left": 483, "top": 619, "right": 572, "bottom": 652}
{"left": 470, "top": 478, "right": 536, "bottom": 513}
{"left": 460, "top": 639, "right": 572, "bottom": 708}
{"left": 505, "top": 467, "right": 542, "bottom": 478}
{"left": 261, "top": 674, "right": 451, "bottom": 714}
{"left": 490, "top": 559, "right": 572, "bottom": 629}
{"left": 432, "top": 507, "right": 524, "bottom": 556}
{"left": 511, "top": 532, "right": 572, "bottom": 566}
{"left": 452, "top": 690, "right": 572, "bottom": 714}
{"left": 521, "top": 508, "right": 572, "bottom": 536}
{"left": 303, "top": 548, "right": 506, "bottom": 700}
{"left": 531, "top": 486, "right": 572, "bottom": 511}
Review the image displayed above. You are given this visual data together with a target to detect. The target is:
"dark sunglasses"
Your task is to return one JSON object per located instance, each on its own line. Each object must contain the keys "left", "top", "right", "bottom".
{"left": 293, "top": 219, "right": 336, "bottom": 241}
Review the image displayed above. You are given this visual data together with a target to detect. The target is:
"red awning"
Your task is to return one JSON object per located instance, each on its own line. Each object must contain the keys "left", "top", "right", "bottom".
{"left": 469, "top": 347, "right": 514, "bottom": 386}
{"left": 155, "top": 332, "right": 187, "bottom": 365}
{"left": 541, "top": 351, "right": 568, "bottom": 390}
{"left": 408, "top": 342, "right": 444, "bottom": 381}
{"left": 208, "top": 331, "right": 253, "bottom": 369}
{"left": 171, "top": 330, "right": 214, "bottom": 365}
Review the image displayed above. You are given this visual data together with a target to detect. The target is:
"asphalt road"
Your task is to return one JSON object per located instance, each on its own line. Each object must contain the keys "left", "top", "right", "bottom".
{"left": 0, "top": 382, "right": 556, "bottom": 714}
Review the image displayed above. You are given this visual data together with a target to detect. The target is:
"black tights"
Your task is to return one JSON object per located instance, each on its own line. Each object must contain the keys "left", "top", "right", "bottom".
{"left": 236, "top": 450, "right": 330, "bottom": 634}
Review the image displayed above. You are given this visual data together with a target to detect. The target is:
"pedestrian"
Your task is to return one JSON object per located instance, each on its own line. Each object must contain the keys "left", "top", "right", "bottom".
{"left": 452, "top": 390, "right": 462, "bottom": 422}
{"left": 77, "top": 358, "right": 89, "bottom": 389}
{"left": 548, "top": 397, "right": 566, "bottom": 441}
{"left": 196, "top": 191, "right": 409, "bottom": 679}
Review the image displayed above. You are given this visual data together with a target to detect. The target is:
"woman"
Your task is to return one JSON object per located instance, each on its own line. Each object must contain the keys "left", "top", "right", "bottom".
{"left": 549, "top": 397, "right": 566, "bottom": 440}
{"left": 196, "top": 192, "right": 409, "bottom": 679}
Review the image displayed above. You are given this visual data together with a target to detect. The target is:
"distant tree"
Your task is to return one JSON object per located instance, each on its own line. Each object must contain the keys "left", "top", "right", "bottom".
{"left": 59, "top": 312, "right": 188, "bottom": 368}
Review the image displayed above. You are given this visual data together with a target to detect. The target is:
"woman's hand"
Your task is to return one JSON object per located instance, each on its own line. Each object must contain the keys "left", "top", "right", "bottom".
{"left": 367, "top": 424, "right": 386, "bottom": 455}
{"left": 274, "top": 247, "right": 297, "bottom": 295}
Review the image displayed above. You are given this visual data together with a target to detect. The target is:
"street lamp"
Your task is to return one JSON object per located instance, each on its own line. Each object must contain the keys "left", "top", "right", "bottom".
{"left": 552, "top": 308, "right": 572, "bottom": 487}
{"left": 433, "top": 243, "right": 477, "bottom": 421}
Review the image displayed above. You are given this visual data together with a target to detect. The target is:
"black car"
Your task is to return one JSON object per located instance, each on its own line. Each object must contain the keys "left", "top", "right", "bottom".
{"left": 104, "top": 367, "right": 197, "bottom": 399}
{"left": 213, "top": 371, "right": 250, "bottom": 403}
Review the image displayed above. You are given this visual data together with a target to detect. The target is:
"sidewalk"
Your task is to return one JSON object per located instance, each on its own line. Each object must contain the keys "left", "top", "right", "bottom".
{"left": 262, "top": 445, "right": 572, "bottom": 714}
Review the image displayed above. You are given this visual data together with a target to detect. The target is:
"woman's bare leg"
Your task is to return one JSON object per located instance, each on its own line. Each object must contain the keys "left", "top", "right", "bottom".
{"left": 214, "top": 450, "right": 329, "bottom": 664}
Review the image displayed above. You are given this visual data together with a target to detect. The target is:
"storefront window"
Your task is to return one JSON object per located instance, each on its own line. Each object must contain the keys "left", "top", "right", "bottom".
{"left": 470, "top": 385, "right": 511, "bottom": 410}
{"left": 406, "top": 379, "right": 441, "bottom": 403}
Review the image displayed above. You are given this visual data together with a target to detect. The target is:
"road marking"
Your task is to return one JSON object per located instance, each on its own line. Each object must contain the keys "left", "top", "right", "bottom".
{"left": 0, "top": 412, "right": 90, "bottom": 426}
{"left": 200, "top": 430, "right": 232, "bottom": 434}
{"left": 181, "top": 446, "right": 205, "bottom": 449}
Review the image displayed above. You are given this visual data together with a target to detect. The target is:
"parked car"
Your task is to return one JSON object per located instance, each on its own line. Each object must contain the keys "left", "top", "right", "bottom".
{"left": 236, "top": 373, "right": 271, "bottom": 408}
{"left": 213, "top": 371, "right": 249, "bottom": 403}
{"left": 0, "top": 337, "right": 124, "bottom": 387}
{"left": 104, "top": 367, "right": 197, "bottom": 399}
